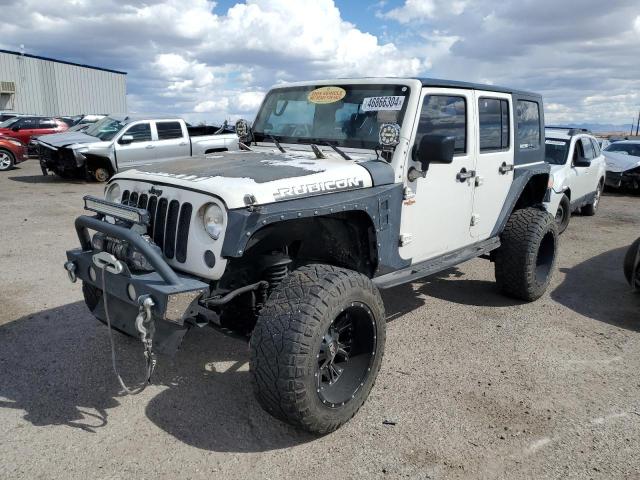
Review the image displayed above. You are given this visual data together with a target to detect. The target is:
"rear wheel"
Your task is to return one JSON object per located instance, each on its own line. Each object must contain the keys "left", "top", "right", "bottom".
{"left": 250, "top": 264, "right": 385, "bottom": 434}
{"left": 555, "top": 194, "right": 571, "bottom": 234}
{"left": 0, "top": 149, "right": 15, "bottom": 171}
{"left": 495, "top": 208, "right": 558, "bottom": 301}
{"left": 582, "top": 181, "right": 602, "bottom": 216}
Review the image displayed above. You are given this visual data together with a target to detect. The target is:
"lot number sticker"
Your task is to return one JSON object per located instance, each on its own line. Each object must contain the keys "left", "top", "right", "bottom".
{"left": 308, "top": 86, "right": 346, "bottom": 104}
{"left": 361, "top": 96, "right": 405, "bottom": 112}
{"left": 545, "top": 140, "right": 566, "bottom": 146}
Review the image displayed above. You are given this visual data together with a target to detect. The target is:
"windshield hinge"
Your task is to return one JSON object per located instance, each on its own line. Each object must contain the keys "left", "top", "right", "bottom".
{"left": 310, "top": 144, "right": 326, "bottom": 159}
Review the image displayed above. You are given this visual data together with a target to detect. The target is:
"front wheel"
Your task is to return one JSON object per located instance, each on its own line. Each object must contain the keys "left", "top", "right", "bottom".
{"left": 250, "top": 264, "right": 386, "bottom": 434}
{"left": 581, "top": 181, "right": 602, "bottom": 216}
{"left": 555, "top": 194, "right": 571, "bottom": 234}
{"left": 0, "top": 149, "right": 15, "bottom": 171}
{"left": 495, "top": 208, "right": 558, "bottom": 301}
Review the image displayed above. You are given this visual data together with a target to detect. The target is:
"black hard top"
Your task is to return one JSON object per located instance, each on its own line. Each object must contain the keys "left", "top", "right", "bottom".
{"left": 415, "top": 77, "right": 540, "bottom": 98}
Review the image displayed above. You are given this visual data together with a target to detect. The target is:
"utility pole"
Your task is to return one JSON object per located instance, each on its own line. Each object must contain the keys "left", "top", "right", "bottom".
{"left": 636, "top": 110, "right": 640, "bottom": 136}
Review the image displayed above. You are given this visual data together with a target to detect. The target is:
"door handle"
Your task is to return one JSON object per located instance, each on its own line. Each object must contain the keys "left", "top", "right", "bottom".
{"left": 145, "top": 144, "right": 155, "bottom": 149}
{"left": 499, "top": 162, "right": 514, "bottom": 174}
{"left": 179, "top": 142, "right": 188, "bottom": 146}
{"left": 456, "top": 168, "right": 476, "bottom": 182}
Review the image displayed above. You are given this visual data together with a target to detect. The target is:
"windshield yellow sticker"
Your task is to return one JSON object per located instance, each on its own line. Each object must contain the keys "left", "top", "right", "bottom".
{"left": 308, "top": 86, "right": 346, "bottom": 104}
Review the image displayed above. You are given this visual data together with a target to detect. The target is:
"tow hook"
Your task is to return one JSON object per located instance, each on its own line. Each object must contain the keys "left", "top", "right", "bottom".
{"left": 135, "top": 295, "right": 157, "bottom": 379}
{"left": 64, "top": 261, "right": 77, "bottom": 283}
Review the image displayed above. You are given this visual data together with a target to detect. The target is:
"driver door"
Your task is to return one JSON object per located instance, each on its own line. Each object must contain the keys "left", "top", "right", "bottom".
{"left": 399, "top": 88, "right": 477, "bottom": 263}
{"left": 114, "top": 122, "right": 154, "bottom": 169}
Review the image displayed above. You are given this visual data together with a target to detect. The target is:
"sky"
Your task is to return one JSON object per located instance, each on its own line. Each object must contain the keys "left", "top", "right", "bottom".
{"left": 1, "top": 0, "right": 639, "bottom": 127}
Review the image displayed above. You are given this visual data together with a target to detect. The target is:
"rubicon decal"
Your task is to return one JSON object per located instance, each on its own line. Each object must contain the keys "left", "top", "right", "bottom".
{"left": 274, "top": 177, "right": 364, "bottom": 200}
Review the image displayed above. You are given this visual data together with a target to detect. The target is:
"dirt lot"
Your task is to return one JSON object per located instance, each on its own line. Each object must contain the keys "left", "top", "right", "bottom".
{"left": 1, "top": 160, "right": 639, "bottom": 479}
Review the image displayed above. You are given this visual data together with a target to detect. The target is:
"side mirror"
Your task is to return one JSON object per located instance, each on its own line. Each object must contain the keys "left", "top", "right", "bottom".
{"left": 416, "top": 134, "right": 455, "bottom": 171}
{"left": 119, "top": 134, "right": 134, "bottom": 145}
{"left": 11, "top": 126, "right": 20, "bottom": 132}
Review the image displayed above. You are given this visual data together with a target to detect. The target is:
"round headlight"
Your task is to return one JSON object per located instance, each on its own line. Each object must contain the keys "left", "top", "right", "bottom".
{"left": 203, "top": 203, "right": 224, "bottom": 240}
{"left": 105, "top": 183, "right": 121, "bottom": 203}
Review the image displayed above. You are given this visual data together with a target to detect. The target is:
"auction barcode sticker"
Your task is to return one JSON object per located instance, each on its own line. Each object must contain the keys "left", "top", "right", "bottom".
{"left": 361, "top": 96, "right": 405, "bottom": 112}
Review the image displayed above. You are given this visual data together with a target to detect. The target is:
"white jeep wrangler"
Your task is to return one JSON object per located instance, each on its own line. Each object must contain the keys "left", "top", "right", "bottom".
{"left": 544, "top": 127, "right": 606, "bottom": 233}
{"left": 65, "top": 78, "right": 558, "bottom": 434}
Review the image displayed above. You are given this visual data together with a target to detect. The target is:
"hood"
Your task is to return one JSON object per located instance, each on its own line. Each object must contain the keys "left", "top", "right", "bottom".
{"left": 36, "top": 131, "right": 100, "bottom": 148}
{"left": 603, "top": 151, "right": 640, "bottom": 173}
{"left": 113, "top": 149, "right": 391, "bottom": 209}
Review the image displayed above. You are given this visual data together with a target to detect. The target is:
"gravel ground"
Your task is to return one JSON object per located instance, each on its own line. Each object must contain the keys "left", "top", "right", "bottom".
{"left": 1, "top": 160, "right": 639, "bottom": 480}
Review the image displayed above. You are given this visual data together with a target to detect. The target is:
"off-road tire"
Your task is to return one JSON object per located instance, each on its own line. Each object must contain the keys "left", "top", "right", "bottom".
{"left": 0, "top": 149, "right": 15, "bottom": 171}
{"left": 623, "top": 238, "right": 640, "bottom": 286}
{"left": 250, "top": 264, "right": 386, "bottom": 434}
{"left": 555, "top": 194, "right": 571, "bottom": 234}
{"left": 495, "top": 207, "right": 558, "bottom": 301}
{"left": 581, "top": 180, "right": 602, "bottom": 216}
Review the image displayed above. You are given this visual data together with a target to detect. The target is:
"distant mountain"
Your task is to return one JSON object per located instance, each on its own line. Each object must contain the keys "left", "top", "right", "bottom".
{"left": 548, "top": 123, "right": 637, "bottom": 134}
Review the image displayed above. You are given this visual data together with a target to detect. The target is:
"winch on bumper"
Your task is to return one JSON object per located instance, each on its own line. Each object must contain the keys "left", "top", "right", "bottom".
{"left": 64, "top": 198, "right": 209, "bottom": 353}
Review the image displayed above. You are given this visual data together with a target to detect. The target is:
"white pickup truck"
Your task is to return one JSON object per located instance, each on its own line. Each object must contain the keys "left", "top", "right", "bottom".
{"left": 37, "top": 115, "right": 238, "bottom": 181}
{"left": 544, "top": 127, "right": 606, "bottom": 233}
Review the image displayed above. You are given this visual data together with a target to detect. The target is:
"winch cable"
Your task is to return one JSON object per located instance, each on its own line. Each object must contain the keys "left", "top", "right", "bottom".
{"left": 101, "top": 266, "right": 157, "bottom": 395}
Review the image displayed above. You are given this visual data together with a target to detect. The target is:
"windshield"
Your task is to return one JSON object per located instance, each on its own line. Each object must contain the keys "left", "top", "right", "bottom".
{"left": 544, "top": 139, "right": 569, "bottom": 165}
{"left": 0, "top": 117, "right": 20, "bottom": 128}
{"left": 84, "top": 116, "right": 125, "bottom": 141}
{"left": 604, "top": 143, "right": 640, "bottom": 156}
{"left": 252, "top": 84, "right": 411, "bottom": 149}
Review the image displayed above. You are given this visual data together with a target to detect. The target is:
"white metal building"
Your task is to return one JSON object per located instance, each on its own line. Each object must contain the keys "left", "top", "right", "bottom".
{"left": 0, "top": 49, "right": 127, "bottom": 116}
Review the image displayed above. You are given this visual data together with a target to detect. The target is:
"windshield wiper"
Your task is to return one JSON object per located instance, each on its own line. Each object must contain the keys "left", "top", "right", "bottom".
{"left": 269, "top": 135, "right": 286, "bottom": 153}
{"left": 323, "top": 141, "right": 352, "bottom": 160}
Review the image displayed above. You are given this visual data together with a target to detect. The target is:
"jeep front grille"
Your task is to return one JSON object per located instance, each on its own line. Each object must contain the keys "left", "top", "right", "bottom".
{"left": 121, "top": 189, "right": 192, "bottom": 263}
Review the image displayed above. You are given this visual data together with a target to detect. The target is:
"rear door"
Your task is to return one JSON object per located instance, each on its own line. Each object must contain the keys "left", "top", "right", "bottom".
{"left": 114, "top": 122, "right": 155, "bottom": 168}
{"left": 154, "top": 121, "right": 190, "bottom": 160}
{"left": 36, "top": 118, "right": 59, "bottom": 136}
{"left": 470, "top": 93, "right": 514, "bottom": 239}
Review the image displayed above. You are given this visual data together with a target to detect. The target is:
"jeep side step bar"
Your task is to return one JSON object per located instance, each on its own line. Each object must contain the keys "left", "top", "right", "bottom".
{"left": 373, "top": 237, "right": 501, "bottom": 289}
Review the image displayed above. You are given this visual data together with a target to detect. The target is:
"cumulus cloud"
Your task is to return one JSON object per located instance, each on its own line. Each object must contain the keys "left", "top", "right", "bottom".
{"left": 0, "top": 0, "right": 426, "bottom": 122}
{"left": 383, "top": 0, "right": 640, "bottom": 125}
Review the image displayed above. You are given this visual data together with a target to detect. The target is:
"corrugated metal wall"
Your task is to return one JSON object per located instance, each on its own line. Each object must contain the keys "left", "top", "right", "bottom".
{"left": 0, "top": 51, "right": 126, "bottom": 115}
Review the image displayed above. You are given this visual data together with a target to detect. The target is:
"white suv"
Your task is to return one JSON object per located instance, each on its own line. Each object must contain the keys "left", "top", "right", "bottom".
{"left": 544, "top": 127, "right": 606, "bottom": 233}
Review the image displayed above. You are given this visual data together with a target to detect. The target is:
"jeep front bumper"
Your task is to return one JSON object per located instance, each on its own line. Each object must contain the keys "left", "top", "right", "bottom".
{"left": 66, "top": 215, "right": 209, "bottom": 352}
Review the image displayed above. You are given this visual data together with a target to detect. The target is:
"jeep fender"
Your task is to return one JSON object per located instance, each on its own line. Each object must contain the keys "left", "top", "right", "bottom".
{"left": 490, "top": 163, "right": 551, "bottom": 237}
{"left": 221, "top": 183, "right": 409, "bottom": 277}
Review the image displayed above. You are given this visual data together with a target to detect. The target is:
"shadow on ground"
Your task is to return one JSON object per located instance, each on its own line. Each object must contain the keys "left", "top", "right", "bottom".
{"left": 382, "top": 267, "right": 525, "bottom": 321}
{"left": 8, "top": 170, "right": 90, "bottom": 184}
{"left": 551, "top": 246, "right": 640, "bottom": 330}
{"left": 0, "top": 302, "right": 313, "bottom": 452}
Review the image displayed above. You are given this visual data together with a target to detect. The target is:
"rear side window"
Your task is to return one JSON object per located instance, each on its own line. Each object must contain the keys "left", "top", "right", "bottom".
{"left": 516, "top": 100, "right": 540, "bottom": 150}
{"left": 156, "top": 121, "right": 183, "bottom": 140}
{"left": 125, "top": 123, "right": 152, "bottom": 142}
{"left": 479, "top": 98, "right": 510, "bottom": 151}
{"left": 417, "top": 95, "right": 466, "bottom": 154}
{"left": 38, "top": 118, "right": 56, "bottom": 128}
